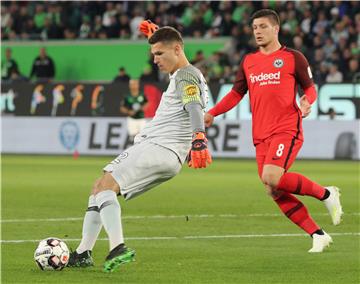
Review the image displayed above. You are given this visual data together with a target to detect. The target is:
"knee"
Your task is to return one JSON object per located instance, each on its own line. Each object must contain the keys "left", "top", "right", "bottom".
{"left": 264, "top": 185, "right": 282, "bottom": 199}
{"left": 92, "top": 173, "right": 120, "bottom": 196}
{"left": 261, "top": 172, "right": 281, "bottom": 189}
{"left": 91, "top": 179, "right": 101, "bottom": 195}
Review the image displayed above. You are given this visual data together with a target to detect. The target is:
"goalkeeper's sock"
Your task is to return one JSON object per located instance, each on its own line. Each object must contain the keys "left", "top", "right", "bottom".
{"left": 274, "top": 192, "right": 320, "bottom": 234}
{"left": 95, "top": 190, "right": 124, "bottom": 251}
{"left": 277, "top": 172, "right": 329, "bottom": 200}
{"left": 76, "top": 195, "right": 102, "bottom": 254}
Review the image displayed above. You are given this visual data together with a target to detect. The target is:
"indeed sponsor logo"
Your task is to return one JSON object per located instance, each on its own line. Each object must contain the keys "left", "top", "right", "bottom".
{"left": 249, "top": 71, "right": 281, "bottom": 83}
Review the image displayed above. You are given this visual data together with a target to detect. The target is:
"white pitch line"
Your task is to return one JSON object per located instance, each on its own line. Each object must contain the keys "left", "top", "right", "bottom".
{"left": 1, "top": 232, "right": 359, "bottom": 244}
{"left": 1, "top": 212, "right": 359, "bottom": 223}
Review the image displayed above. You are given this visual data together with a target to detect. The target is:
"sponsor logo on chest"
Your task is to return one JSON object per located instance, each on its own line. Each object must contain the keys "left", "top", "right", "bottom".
{"left": 249, "top": 71, "right": 281, "bottom": 86}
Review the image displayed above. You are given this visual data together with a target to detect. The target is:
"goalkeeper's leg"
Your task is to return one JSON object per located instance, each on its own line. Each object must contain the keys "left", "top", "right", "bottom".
{"left": 68, "top": 180, "right": 102, "bottom": 267}
{"left": 93, "top": 173, "right": 135, "bottom": 272}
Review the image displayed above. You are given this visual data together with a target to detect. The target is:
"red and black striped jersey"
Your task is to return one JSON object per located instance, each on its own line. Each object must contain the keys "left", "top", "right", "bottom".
{"left": 232, "top": 46, "right": 314, "bottom": 144}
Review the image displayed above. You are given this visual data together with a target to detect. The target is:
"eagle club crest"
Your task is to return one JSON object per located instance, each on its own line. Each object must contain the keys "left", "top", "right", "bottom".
{"left": 273, "top": 58, "right": 284, "bottom": 68}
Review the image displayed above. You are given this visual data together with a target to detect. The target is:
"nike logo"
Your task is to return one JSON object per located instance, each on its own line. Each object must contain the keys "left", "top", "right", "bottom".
{"left": 272, "top": 157, "right": 281, "bottom": 160}
{"left": 248, "top": 64, "right": 256, "bottom": 69}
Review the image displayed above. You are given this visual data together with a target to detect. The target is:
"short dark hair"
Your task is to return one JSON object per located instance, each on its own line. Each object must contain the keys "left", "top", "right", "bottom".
{"left": 148, "top": 27, "right": 184, "bottom": 46}
{"left": 250, "top": 9, "right": 280, "bottom": 26}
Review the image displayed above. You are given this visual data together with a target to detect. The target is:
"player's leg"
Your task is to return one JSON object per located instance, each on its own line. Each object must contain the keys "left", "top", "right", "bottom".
{"left": 257, "top": 137, "right": 332, "bottom": 252}
{"left": 261, "top": 164, "right": 323, "bottom": 234}
{"left": 68, "top": 180, "right": 102, "bottom": 267}
{"left": 256, "top": 142, "right": 316, "bottom": 234}
{"left": 93, "top": 172, "right": 135, "bottom": 272}
{"left": 276, "top": 172, "right": 343, "bottom": 225}
{"left": 99, "top": 141, "right": 181, "bottom": 272}
{"left": 261, "top": 164, "right": 333, "bottom": 252}
{"left": 264, "top": 135, "right": 343, "bottom": 225}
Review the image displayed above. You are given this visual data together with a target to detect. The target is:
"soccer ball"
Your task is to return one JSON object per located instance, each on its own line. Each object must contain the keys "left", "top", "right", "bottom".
{"left": 34, "top": 237, "right": 69, "bottom": 270}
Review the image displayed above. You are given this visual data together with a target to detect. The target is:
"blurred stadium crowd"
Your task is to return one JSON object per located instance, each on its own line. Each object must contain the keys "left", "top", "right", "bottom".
{"left": 1, "top": 1, "right": 359, "bottom": 83}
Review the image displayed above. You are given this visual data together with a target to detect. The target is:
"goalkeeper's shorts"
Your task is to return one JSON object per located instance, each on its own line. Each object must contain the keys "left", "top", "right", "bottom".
{"left": 103, "top": 140, "right": 182, "bottom": 200}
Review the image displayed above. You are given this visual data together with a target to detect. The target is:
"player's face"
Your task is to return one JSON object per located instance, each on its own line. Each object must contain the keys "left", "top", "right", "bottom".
{"left": 40, "top": 47, "right": 46, "bottom": 58}
{"left": 129, "top": 79, "right": 139, "bottom": 95}
{"left": 151, "top": 42, "right": 179, "bottom": 74}
{"left": 5, "top": 49, "right": 11, "bottom": 59}
{"left": 252, "top": 17, "right": 279, "bottom": 47}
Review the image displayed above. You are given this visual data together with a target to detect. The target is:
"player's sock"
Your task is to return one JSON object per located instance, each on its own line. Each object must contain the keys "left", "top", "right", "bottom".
{"left": 274, "top": 192, "right": 320, "bottom": 234}
{"left": 277, "top": 172, "right": 329, "bottom": 200}
{"left": 311, "top": 229, "right": 324, "bottom": 237}
{"left": 76, "top": 195, "right": 102, "bottom": 254}
{"left": 95, "top": 190, "right": 124, "bottom": 251}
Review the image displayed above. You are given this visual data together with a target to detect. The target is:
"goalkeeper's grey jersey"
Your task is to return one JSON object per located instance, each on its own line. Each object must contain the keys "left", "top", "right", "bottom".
{"left": 134, "top": 64, "right": 209, "bottom": 163}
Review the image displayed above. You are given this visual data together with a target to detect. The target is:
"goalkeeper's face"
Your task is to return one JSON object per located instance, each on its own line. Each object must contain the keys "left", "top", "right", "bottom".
{"left": 151, "top": 41, "right": 181, "bottom": 74}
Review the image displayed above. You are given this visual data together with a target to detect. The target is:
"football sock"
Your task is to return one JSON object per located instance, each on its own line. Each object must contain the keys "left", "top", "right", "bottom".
{"left": 320, "top": 189, "right": 330, "bottom": 200}
{"left": 277, "top": 172, "right": 328, "bottom": 200}
{"left": 95, "top": 190, "right": 124, "bottom": 251}
{"left": 76, "top": 195, "right": 102, "bottom": 254}
{"left": 311, "top": 229, "right": 325, "bottom": 237}
{"left": 274, "top": 192, "right": 320, "bottom": 235}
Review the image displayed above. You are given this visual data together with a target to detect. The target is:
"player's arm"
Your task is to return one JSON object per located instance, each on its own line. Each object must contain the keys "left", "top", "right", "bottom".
{"left": 120, "top": 98, "right": 135, "bottom": 116}
{"left": 185, "top": 102, "right": 212, "bottom": 169}
{"left": 293, "top": 50, "right": 317, "bottom": 117}
{"left": 205, "top": 89, "right": 244, "bottom": 127}
{"left": 138, "top": 20, "right": 159, "bottom": 39}
{"left": 205, "top": 57, "right": 247, "bottom": 127}
{"left": 177, "top": 74, "right": 212, "bottom": 169}
{"left": 141, "top": 95, "right": 149, "bottom": 112}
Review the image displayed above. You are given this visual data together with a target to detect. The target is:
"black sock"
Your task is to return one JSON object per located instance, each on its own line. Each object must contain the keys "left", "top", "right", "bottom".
{"left": 320, "top": 189, "right": 330, "bottom": 201}
{"left": 311, "top": 229, "right": 324, "bottom": 237}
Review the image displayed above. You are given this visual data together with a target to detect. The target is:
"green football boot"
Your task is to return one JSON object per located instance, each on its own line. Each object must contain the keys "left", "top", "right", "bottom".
{"left": 103, "top": 244, "right": 135, "bottom": 272}
{"left": 67, "top": 250, "right": 94, "bottom": 267}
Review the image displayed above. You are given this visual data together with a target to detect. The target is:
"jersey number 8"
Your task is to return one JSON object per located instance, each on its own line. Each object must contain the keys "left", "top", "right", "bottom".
{"left": 276, "top": 144, "right": 285, "bottom": 157}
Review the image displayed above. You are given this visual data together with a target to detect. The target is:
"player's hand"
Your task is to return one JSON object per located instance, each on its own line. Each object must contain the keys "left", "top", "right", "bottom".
{"left": 299, "top": 95, "right": 311, "bottom": 118}
{"left": 128, "top": 110, "right": 136, "bottom": 116}
{"left": 188, "top": 132, "right": 212, "bottom": 169}
{"left": 138, "top": 20, "right": 159, "bottom": 39}
{"left": 204, "top": 112, "right": 214, "bottom": 128}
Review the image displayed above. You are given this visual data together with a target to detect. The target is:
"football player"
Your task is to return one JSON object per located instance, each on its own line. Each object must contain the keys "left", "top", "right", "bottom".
{"left": 68, "top": 20, "right": 212, "bottom": 272}
{"left": 205, "top": 9, "right": 343, "bottom": 253}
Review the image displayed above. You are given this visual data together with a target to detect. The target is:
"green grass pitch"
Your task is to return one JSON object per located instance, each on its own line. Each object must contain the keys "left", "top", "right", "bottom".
{"left": 2, "top": 155, "right": 359, "bottom": 283}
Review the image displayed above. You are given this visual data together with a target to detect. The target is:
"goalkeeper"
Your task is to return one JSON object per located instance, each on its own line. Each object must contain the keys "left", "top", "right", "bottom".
{"left": 68, "top": 20, "right": 212, "bottom": 272}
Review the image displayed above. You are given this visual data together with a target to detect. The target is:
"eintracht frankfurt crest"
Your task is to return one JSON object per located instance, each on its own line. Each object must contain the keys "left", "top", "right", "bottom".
{"left": 273, "top": 59, "right": 284, "bottom": 68}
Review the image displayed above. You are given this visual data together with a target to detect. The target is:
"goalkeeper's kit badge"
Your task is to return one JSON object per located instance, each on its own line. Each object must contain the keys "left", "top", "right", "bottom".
{"left": 184, "top": 85, "right": 199, "bottom": 96}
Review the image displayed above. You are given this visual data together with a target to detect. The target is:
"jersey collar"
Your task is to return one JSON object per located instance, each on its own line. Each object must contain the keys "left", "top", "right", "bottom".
{"left": 169, "top": 64, "right": 191, "bottom": 80}
{"left": 258, "top": 45, "right": 286, "bottom": 56}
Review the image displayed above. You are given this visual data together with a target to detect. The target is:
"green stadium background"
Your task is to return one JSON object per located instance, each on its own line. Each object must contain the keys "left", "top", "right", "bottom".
{"left": 1, "top": 39, "right": 226, "bottom": 81}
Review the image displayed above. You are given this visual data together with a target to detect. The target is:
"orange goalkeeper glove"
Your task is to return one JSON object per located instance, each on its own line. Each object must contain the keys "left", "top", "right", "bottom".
{"left": 188, "top": 132, "right": 212, "bottom": 169}
{"left": 138, "top": 20, "right": 159, "bottom": 39}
